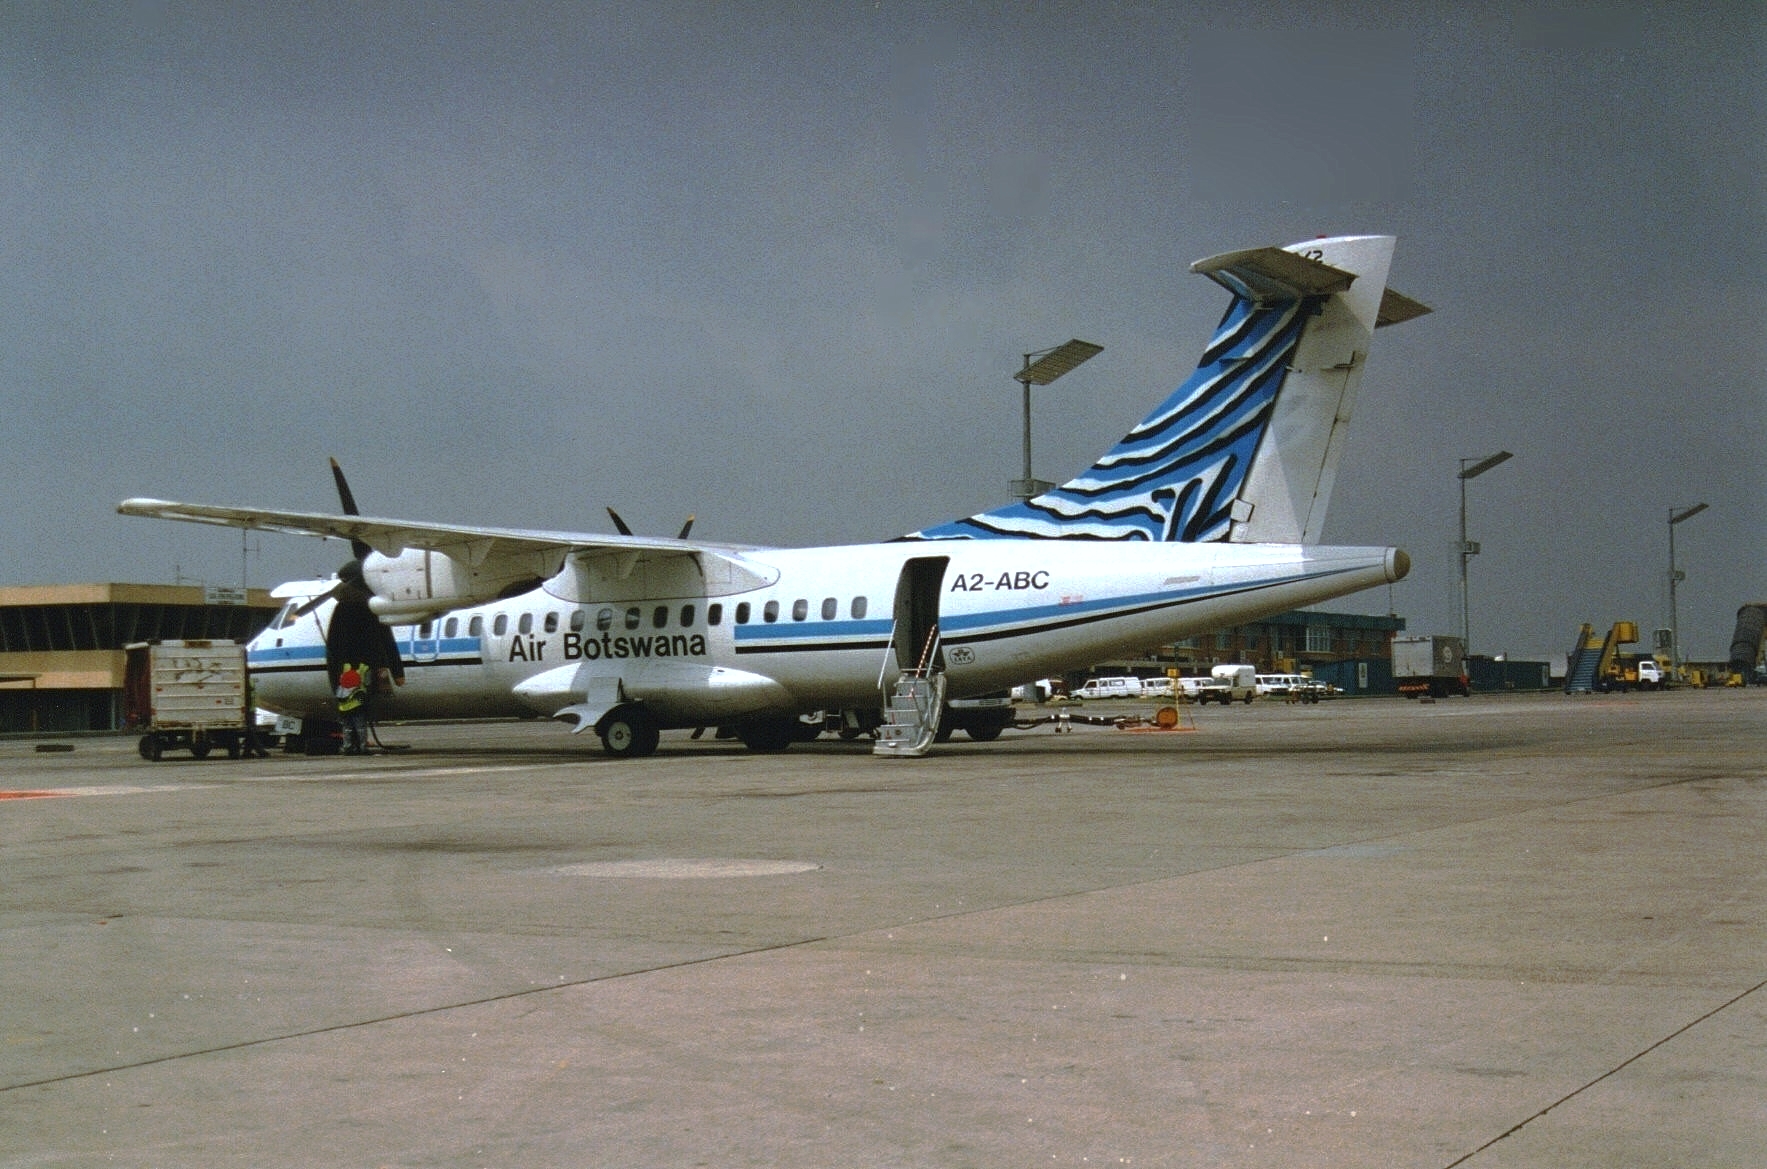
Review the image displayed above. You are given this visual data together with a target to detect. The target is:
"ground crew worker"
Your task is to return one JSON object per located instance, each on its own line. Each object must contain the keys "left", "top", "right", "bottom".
{"left": 335, "top": 661, "right": 370, "bottom": 754}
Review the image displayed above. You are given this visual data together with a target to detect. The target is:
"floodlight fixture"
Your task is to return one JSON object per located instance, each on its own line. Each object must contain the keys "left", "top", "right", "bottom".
{"left": 1458, "top": 450, "right": 1514, "bottom": 481}
{"left": 1016, "top": 338, "right": 1104, "bottom": 386}
{"left": 1013, "top": 338, "right": 1102, "bottom": 500}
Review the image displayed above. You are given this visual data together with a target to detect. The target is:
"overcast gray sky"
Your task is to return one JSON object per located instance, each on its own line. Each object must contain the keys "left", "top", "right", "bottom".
{"left": 4, "top": 3, "right": 1762, "bottom": 660}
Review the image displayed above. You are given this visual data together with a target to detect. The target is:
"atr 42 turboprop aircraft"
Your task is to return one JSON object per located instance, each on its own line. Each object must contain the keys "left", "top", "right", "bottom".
{"left": 121, "top": 234, "right": 1428, "bottom": 758}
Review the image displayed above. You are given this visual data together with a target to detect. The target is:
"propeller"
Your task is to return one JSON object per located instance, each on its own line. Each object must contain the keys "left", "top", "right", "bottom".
{"left": 607, "top": 506, "right": 695, "bottom": 540}
{"left": 292, "top": 458, "right": 372, "bottom": 618}
{"left": 330, "top": 456, "right": 372, "bottom": 561}
{"left": 292, "top": 458, "right": 405, "bottom": 694}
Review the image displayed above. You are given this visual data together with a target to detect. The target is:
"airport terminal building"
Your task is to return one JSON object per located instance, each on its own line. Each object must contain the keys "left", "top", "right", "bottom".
{"left": 0, "top": 584, "right": 279, "bottom": 733}
{"left": 1169, "top": 608, "right": 1407, "bottom": 675}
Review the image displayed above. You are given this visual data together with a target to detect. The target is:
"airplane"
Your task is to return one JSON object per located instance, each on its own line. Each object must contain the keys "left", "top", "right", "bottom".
{"left": 121, "top": 233, "right": 1428, "bottom": 759}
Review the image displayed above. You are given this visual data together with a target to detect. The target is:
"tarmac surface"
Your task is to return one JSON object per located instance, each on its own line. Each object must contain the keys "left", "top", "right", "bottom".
{"left": 1, "top": 689, "right": 1762, "bottom": 1168}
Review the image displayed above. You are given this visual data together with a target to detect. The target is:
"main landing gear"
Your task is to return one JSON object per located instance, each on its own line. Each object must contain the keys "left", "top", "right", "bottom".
{"left": 597, "top": 704, "right": 661, "bottom": 758}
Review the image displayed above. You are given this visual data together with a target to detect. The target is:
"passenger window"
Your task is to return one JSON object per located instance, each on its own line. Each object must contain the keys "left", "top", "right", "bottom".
{"left": 518, "top": 613, "right": 533, "bottom": 635}
{"left": 652, "top": 605, "right": 668, "bottom": 629}
{"left": 570, "top": 610, "right": 586, "bottom": 632}
{"left": 735, "top": 602, "right": 750, "bottom": 624}
{"left": 851, "top": 596, "right": 868, "bottom": 620}
{"left": 681, "top": 603, "right": 696, "bottom": 627}
{"left": 419, "top": 621, "right": 433, "bottom": 638}
{"left": 444, "top": 617, "right": 458, "bottom": 638}
{"left": 708, "top": 603, "right": 723, "bottom": 626}
{"left": 493, "top": 614, "right": 508, "bottom": 636}
{"left": 792, "top": 599, "right": 808, "bottom": 621}
{"left": 821, "top": 597, "right": 837, "bottom": 620}
{"left": 544, "top": 612, "right": 559, "bottom": 633}
{"left": 763, "top": 600, "right": 779, "bottom": 623}
{"left": 624, "top": 607, "right": 641, "bottom": 630}
{"left": 469, "top": 615, "right": 483, "bottom": 637}
{"left": 596, "top": 608, "right": 614, "bottom": 632}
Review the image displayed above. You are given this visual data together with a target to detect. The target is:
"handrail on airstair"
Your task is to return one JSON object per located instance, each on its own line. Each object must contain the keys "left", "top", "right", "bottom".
{"left": 878, "top": 619, "right": 898, "bottom": 694}
{"left": 880, "top": 621, "right": 944, "bottom": 692}
{"left": 914, "top": 624, "right": 941, "bottom": 674}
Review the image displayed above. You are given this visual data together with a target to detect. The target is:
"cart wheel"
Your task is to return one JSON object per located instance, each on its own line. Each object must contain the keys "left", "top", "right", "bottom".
{"left": 190, "top": 738, "right": 212, "bottom": 760}
{"left": 148, "top": 736, "right": 164, "bottom": 762}
{"left": 138, "top": 734, "right": 156, "bottom": 761}
{"left": 227, "top": 741, "right": 242, "bottom": 759}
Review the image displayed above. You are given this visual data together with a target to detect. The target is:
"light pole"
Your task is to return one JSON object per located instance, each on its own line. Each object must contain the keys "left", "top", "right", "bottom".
{"left": 1457, "top": 450, "right": 1513, "bottom": 656}
{"left": 1668, "top": 502, "right": 1708, "bottom": 674}
{"left": 1012, "top": 338, "right": 1102, "bottom": 501}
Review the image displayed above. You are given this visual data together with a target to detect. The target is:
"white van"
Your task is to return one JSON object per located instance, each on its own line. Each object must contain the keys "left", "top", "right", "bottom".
{"left": 1256, "top": 673, "right": 1327, "bottom": 702}
{"left": 1073, "top": 676, "right": 1144, "bottom": 700}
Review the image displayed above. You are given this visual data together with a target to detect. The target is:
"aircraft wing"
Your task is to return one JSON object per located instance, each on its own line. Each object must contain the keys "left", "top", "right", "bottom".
{"left": 118, "top": 499, "right": 779, "bottom": 613}
{"left": 118, "top": 498, "right": 754, "bottom": 560}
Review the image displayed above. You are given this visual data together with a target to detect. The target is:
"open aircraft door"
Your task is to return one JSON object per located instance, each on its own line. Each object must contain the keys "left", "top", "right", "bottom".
{"left": 890, "top": 556, "right": 948, "bottom": 679}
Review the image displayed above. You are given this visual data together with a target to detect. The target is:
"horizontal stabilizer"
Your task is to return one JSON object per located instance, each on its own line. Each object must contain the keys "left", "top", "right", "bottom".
{"left": 1376, "top": 287, "right": 1432, "bottom": 328}
{"left": 1190, "top": 246, "right": 1355, "bottom": 303}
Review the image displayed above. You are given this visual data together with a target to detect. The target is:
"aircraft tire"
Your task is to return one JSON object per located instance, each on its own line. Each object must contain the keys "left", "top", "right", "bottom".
{"left": 599, "top": 705, "right": 661, "bottom": 758}
{"left": 738, "top": 719, "right": 796, "bottom": 753}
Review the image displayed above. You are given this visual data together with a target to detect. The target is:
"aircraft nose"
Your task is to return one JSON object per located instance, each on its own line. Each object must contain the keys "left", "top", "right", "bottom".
{"left": 1387, "top": 548, "right": 1411, "bottom": 582}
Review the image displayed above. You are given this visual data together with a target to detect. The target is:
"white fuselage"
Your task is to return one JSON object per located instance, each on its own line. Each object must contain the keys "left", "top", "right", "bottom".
{"left": 249, "top": 539, "right": 1404, "bottom": 729}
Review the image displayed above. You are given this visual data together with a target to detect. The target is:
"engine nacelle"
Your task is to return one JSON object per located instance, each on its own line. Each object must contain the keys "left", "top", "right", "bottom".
{"left": 362, "top": 547, "right": 560, "bottom": 621}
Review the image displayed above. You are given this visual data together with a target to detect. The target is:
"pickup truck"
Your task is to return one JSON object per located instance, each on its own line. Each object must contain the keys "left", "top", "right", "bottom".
{"left": 1178, "top": 665, "right": 1257, "bottom": 704}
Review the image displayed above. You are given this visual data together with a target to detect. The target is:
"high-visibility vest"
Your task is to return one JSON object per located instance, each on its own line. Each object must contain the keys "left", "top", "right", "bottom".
{"left": 336, "top": 664, "right": 367, "bottom": 713}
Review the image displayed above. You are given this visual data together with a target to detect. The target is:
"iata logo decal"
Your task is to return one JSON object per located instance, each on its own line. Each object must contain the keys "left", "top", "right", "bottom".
{"left": 948, "top": 646, "right": 976, "bottom": 665}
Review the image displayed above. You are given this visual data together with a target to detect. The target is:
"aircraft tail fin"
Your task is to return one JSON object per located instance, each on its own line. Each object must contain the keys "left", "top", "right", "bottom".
{"left": 910, "top": 234, "right": 1428, "bottom": 543}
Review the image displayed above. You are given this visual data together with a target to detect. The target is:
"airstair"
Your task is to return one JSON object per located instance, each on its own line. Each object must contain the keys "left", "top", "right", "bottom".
{"left": 1565, "top": 622, "right": 1638, "bottom": 693}
{"left": 1563, "top": 623, "right": 1603, "bottom": 693}
{"left": 874, "top": 625, "right": 946, "bottom": 758}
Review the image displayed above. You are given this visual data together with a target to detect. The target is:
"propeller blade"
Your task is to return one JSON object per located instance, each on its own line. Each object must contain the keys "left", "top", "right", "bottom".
{"left": 676, "top": 515, "right": 695, "bottom": 540}
{"left": 328, "top": 457, "right": 373, "bottom": 561}
{"left": 292, "top": 582, "right": 343, "bottom": 618}
{"left": 605, "top": 507, "right": 634, "bottom": 536}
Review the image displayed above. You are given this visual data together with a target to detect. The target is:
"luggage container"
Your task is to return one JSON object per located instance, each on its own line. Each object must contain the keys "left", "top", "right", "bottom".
{"left": 124, "top": 640, "right": 252, "bottom": 760}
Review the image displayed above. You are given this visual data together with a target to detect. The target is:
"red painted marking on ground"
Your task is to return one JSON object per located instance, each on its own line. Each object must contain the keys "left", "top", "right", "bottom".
{"left": 0, "top": 791, "right": 68, "bottom": 800}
